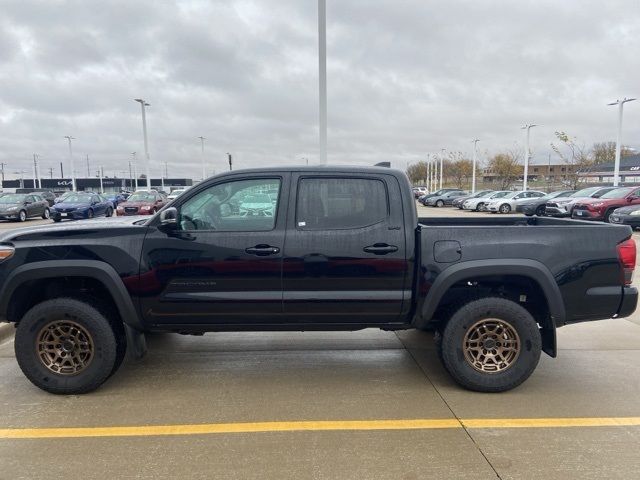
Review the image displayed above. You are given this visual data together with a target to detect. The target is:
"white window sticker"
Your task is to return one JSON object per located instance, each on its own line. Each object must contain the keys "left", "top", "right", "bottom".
{"left": 298, "top": 221, "right": 306, "bottom": 227}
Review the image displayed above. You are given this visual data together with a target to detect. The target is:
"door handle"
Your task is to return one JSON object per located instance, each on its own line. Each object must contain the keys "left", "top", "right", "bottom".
{"left": 363, "top": 243, "right": 398, "bottom": 255}
{"left": 245, "top": 244, "right": 280, "bottom": 256}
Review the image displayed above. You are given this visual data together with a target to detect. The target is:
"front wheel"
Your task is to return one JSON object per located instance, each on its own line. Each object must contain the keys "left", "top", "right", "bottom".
{"left": 535, "top": 205, "right": 545, "bottom": 216}
{"left": 440, "top": 297, "right": 542, "bottom": 392}
{"left": 42, "top": 208, "right": 50, "bottom": 219}
{"left": 87, "top": 209, "right": 94, "bottom": 219}
{"left": 18, "top": 210, "right": 27, "bottom": 222}
{"left": 436, "top": 200, "right": 444, "bottom": 207}
{"left": 105, "top": 207, "right": 113, "bottom": 217}
{"left": 14, "top": 298, "right": 124, "bottom": 394}
{"left": 499, "top": 203, "right": 511, "bottom": 214}
{"left": 476, "top": 202, "right": 485, "bottom": 212}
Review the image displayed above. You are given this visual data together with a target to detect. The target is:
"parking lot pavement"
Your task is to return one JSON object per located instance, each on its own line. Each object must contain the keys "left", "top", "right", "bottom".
{"left": 1, "top": 205, "right": 640, "bottom": 479}
{"left": 0, "top": 218, "right": 52, "bottom": 230}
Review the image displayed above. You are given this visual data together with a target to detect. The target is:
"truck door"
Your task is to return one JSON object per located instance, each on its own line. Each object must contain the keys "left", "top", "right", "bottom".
{"left": 282, "top": 173, "right": 409, "bottom": 325}
{"left": 139, "top": 173, "right": 289, "bottom": 326}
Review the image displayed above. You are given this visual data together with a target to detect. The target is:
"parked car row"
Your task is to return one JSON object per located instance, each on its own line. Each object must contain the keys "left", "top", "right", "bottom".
{"left": 416, "top": 183, "right": 640, "bottom": 227}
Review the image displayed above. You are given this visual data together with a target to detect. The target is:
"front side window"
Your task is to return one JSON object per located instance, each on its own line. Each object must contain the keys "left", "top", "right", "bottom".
{"left": 179, "top": 178, "right": 281, "bottom": 231}
{"left": 296, "top": 177, "right": 388, "bottom": 230}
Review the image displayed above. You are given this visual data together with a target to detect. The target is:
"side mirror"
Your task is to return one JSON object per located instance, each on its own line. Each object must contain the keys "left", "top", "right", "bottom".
{"left": 159, "top": 207, "right": 178, "bottom": 230}
{"left": 628, "top": 196, "right": 636, "bottom": 202}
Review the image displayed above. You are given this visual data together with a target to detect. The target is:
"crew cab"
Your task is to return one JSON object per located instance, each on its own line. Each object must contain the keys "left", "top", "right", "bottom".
{"left": 0, "top": 166, "right": 636, "bottom": 395}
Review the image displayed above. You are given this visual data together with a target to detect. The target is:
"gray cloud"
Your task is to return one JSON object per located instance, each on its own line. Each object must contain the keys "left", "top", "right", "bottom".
{"left": 0, "top": 0, "right": 638, "bottom": 181}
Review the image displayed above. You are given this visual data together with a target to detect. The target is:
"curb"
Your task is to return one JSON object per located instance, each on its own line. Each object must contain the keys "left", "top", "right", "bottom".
{"left": 0, "top": 322, "right": 15, "bottom": 344}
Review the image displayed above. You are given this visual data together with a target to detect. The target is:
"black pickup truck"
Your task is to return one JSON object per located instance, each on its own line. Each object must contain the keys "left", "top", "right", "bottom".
{"left": 0, "top": 166, "right": 637, "bottom": 394}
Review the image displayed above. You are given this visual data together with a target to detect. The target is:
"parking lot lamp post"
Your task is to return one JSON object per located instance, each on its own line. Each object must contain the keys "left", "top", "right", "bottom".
{"left": 198, "top": 136, "right": 206, "bottom": 181}
{"left": 318, "top": 0, "right": 327, "bottom": 164}
{"left": 521, "top": 124, "right": 537, "bottom": 191}
{"left": 131, "top": 152, "right": 138, "bottom": 190}
{"left": 134, "top": 99, "right": 151, "bottom": 189}
{"left": 426, "top": 155, "right": 431, "bottom": 191}
{"left": 64, "top": 136, "right": 76, "bottom": 191}
{"left": 608, "top": 98, "right": 636, "bottom": 186}
{"left": 99, "top": 166, "right": 104, "bottom": 193}
{"left": 471, "top": 139, "right": 479, "bottom": 194}
{"left": 439, "top": 149, "right": 445, "bottom": 190}
{"left": 432, "top": 156, "right": 436, "bottom": 192}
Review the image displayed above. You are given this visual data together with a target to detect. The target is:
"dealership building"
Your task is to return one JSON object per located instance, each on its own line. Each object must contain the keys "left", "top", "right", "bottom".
{"left": 1, "top": 177, "right": 193, "bottom": 193}
{"left": 578, "top": 154, "right": 640, "bottom": 184}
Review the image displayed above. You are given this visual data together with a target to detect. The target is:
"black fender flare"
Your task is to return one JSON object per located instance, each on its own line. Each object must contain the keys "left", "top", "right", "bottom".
{"left": 0, "top": 259, "right": 144, "bottom": 331}
{"left": 418, "top": 259, "right": 564, "bottom": 357}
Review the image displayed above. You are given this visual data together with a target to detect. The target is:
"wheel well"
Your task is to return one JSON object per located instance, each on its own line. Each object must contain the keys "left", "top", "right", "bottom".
{"left": 7, "top": 276, "right": 121, "bottom": 324}
{"left": 431, "top": 274, "right": 552, "bottom": 332}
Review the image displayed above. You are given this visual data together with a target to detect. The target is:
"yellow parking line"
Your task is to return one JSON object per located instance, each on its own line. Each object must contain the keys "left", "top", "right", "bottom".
{"left": 1, "top": 417, "right": 639, "bottom": 439}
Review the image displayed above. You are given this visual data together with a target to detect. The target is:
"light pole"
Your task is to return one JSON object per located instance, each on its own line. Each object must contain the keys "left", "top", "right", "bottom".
{"left": 198, "top": 136, "right": 206, "bottom": 180}
{"left": 64, "top": 136, "right": 76, "bottom": 191}
{"left": 608, "top": 98, "right": 636, "bottom": 186}
{"left": 131, "top": 152, "right": 138, "bottom": 190}
{"left": 471, "top": 139, "right": 480, "bottom": 193}
{"left": 134, "top": 99, "right": 151, "bottom": 189}
{"left": 439, "top": 149, "right": 445, "bottom": 190}
{"left": 426, "top": 154, "right": 431, "bottom": 191}
{"left": 99, "top": 166, "right": 104, "bottom": 193}
{"left": 521, "top": 124, "right": 538, "bottom": 191}
{"left": 318, "top": 0, "right": 327, "bottom": 164}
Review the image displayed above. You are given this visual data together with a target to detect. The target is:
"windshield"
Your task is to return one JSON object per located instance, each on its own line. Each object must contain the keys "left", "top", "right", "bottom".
{"left": 242, "top": 194, "right": 271, "bottom": 204}
{"left": 545, "top": 190, "right": 574, "bottom": 199}
{"left": 63, "top": 194, "right": 93, "bottom": 203}
{"left": 489, "top": 191, "right": 510, "bottom": 199}
{"left": 0, "top": 194, "right": 27, "bottom": 204}
{"left": 472, "top": 191, "right": 492, "bottom": 198}
{"left": 600, "top": 188, "right": 633, "bottom": 199}
{"left": 571, "top": 187, "right": 600, "bottom": 197}
{"left": 128, "top": 192, "right": 156, "bottom": 202}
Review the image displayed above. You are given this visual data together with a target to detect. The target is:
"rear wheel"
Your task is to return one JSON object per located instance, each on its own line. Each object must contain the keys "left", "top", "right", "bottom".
{"left": 42, "top": 208, "right": 50, "bottom": 220}
{"left": 436, "top": 200, "right": 444, "bottom": 207}
{"left": 499, "top": 203, "right": 511, "bottom": 214}
{"left": 105, "top": 207, "right": 113, "bottom": 217}
{"left": 604, "top": 209, "right": 614, "bottom": 223}
{"left": 14, "top": 298, "right": 124, "bottom": 394}
{"left": 18, "top": 210, "right": 27, "bottom": 222}
{"left": 476, "top": 202, "right": 485, "bottom": 212}
{"left": 535, "top": 205, "right": 545, "bottom": 216}
{"left": 440, "top": 297, "right": 541, "bottom": 392}
{"left": 87, "top": 209, "right": 94, "bottom": 219}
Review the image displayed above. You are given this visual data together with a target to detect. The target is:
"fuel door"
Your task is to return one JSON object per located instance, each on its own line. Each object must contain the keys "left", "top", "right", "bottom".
{"left": 434, "top": 240, "right": 462, "bottom": 263}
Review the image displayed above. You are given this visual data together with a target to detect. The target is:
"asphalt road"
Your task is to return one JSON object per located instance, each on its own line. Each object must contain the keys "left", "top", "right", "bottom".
{"left": 1, "top": 207, "right": 639, "bottom": 479}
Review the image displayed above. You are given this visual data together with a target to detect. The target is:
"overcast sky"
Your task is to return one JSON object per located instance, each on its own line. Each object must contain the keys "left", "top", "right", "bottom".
{"left": 0, "top": 0, "right": 638, "bottom": 180}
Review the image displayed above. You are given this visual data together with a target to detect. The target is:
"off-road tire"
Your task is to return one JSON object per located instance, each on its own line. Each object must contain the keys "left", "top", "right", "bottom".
{"left": 14, "top": 298, "right": 123, "bottom": 394}
{"left": 440, "top": 297, "right": 541, "bottom": 392}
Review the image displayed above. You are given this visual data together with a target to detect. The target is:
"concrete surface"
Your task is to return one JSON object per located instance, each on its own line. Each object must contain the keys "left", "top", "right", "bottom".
{"left": 0, "top": 204, "right": 639, "bottom": 479}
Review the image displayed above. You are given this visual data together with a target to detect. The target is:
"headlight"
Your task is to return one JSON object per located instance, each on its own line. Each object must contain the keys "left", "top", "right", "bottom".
{"left": 556, "top": 199, "right": 571, "bottom": 205}
{"left": 140, "top": 205, "right": 151, "bottom": 210}
{"left": 117, "top": 206, "right": 124, "bottom": 210}
{"left": 630, "top": 210, "right": 640, "bottom": 216}
{"left": 592, "top": 202, "right": 604, "bottom": 207}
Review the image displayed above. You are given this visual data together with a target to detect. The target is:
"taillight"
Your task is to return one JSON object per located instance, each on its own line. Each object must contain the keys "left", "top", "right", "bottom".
{"left": 617, "top": 238, "right": 636, "bottom": 286}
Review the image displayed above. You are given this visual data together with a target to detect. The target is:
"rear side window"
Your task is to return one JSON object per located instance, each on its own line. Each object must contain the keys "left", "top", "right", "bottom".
{"left": 296, "top": 177, "right": 388, "bottom": 230}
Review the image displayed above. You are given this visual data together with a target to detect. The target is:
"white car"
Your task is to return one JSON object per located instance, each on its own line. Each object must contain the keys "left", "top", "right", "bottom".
{"left": 462, "top": 190, "right": 511, "bottom": 211}
{"left": 167, "top": 188, "right": 188, "bottom": 201}
{"left": 239, "top": 193, "right": 274, "bottom": 216}
{"left": 487, "top": 190, "right": 546, "bottom": 214}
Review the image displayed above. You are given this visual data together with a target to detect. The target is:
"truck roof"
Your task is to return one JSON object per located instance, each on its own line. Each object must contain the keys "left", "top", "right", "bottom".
{"left": 214, "top": 165, "right": 406, "bottom": 177}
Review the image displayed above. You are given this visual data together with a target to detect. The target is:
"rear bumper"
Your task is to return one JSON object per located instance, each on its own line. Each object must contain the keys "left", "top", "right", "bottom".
{"left": 619, "top": 286, "right": 638, "bottom": 318}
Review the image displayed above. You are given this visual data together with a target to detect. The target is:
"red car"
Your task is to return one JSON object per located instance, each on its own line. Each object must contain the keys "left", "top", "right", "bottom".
{"left": 572, "top": 186, "right": 640, "bottom": 222}
{"left": 116, "top": 190, "right": 166, "bottom": 216}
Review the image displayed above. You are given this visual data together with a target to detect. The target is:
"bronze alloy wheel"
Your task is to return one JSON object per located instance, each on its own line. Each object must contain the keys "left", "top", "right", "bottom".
{"left": 463, "top": 318, "right": 520, "bottom": 373}
{"left": 36, "top": 320, "right": 94, "bottom": 375}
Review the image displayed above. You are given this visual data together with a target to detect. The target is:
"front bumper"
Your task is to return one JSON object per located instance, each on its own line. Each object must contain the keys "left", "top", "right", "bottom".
{"left": 51, "top": 210, "right": 87, "bottom": 220}
{"left": 544, "top": 205, "right": 570, "bottom": 217}
{"left": 487, "top": 204, "right": 500, "bottom": 212}
{"left": 0, "top": 212, "right": 20, "bottom": 220}
{"left": 609, "top": 213, "right": 640, "bottom": 227}
{"left": 520, "top": 205, "right": 537, "bottom": 215}
{"left": 572, "top": 209, "right": 603, "bottom": 220}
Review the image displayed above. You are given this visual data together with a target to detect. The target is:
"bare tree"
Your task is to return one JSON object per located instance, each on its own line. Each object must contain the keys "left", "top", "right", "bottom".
{"left": 487, "top": 149, "right": 521, "bottom": 190}
{"left": 550, "top": 131, "right": 591, "bottom": 189}
{"left": 406, "top": 161, "right": 429, "bottom": 185}
{"left": 591, "top": 141, "right": 633, "bottom": 164}
{"left": 447, "top": 151, "right": 473, "bottom": 189}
